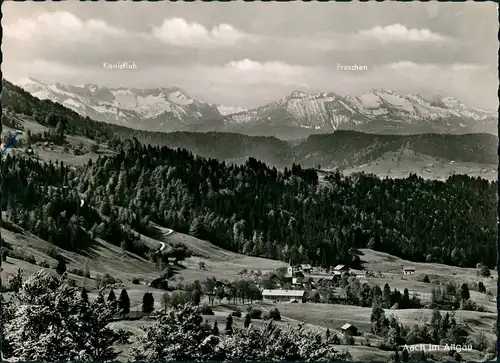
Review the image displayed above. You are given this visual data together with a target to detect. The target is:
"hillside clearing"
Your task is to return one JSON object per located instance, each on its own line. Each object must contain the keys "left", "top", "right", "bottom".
{"left": 162, "top": 228, "right": 288, "bottom": 282}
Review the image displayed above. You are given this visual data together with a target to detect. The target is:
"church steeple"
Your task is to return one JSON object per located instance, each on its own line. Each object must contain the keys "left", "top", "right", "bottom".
{"left": 287, "top": 258, "right": 294, "bottom": 276}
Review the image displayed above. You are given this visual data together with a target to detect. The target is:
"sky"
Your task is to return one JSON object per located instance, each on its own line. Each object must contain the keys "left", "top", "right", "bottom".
{"left": 2, "top": 1, "right": 498, "bottom": 110}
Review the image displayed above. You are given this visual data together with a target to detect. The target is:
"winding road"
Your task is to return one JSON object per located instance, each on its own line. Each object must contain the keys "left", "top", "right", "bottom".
{"left": 156, "top": 227, "right": 173, "bottom": 252}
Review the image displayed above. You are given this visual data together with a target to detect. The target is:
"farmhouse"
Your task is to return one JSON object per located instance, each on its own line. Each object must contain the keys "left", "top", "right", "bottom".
{"left": 300, "top": 264, "right": 313, "bottom": 273}
{"left": 340, "top": 323, "right": 359, "bottom": 336}
{"left": 354, "top": 271, "right": 367, "bottom": 279}
{"left": 262, "top": 289, "right": 306, "bottom": 303}
{"left": 333, "top": 265, "right": 349, "bottom": 273}
{"left": 402, "top": 266, "right": 415, "bottom": 275}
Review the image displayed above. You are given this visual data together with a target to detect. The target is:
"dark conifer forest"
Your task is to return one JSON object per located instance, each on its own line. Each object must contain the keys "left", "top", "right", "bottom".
{"left": 2, "top": 140, "right": 496, "bottom": 269}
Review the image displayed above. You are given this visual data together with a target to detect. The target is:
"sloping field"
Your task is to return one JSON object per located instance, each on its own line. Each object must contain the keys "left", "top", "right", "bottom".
{"left": 359, "top": 249, "right": 496, "bottom": 300}
{"left": 341, "top": 150, "right": 497, "bottom": 181}
{"left": 268, "top": 302, "right": 496, "bottom": 344}
{"left": 2, "top": 115, "right": 115, "bottom": 166}
{"left": 1, "top": 221, "right": 162, "bottom": 286}
{"left": 161, "top": 228, "right": 288, "bottom": 282}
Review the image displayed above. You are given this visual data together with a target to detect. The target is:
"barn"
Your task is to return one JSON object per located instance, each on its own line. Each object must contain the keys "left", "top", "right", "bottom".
{"left": 262, "top": 289, "right": 306, "bottom": 303}
{"left": 340, "top": 323, "right": 359, "bottom": 336}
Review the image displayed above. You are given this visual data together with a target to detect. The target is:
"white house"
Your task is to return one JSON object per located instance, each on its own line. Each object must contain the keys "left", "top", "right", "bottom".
{"left": 402, "top": 266, "right": 415, "bottom": 275}
{"left": 300, "top": 264, "right": 313, "bottom": 273}
{"left": 262, "top": 289, "right": 306, "bottom": 303}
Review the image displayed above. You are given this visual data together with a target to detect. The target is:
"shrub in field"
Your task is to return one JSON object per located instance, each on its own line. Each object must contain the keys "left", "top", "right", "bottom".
{"left": 248, "top": 308, "right": 262, "bottom": 319}
{"left": 268, "top": 307, "right": 281, "bottom": 320}
{"left": 197, "top": 303, "right": 214, "bottom": 315}
{"left": 231, "top": 309, "right": 242, "bottom": 317}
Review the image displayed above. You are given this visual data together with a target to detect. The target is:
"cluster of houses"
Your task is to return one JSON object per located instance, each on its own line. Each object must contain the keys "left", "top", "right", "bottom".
{"left": 261, "top": 263, "right": 351, "bottom": 303}
{"left": 261, "top": 262, "right": 417, "bottom": 303}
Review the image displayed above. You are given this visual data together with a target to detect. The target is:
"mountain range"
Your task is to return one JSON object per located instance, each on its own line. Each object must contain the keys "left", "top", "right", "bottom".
{"left": 16, "top": 78, "right": 497, "bottom": 139}
{"left": 1, "top": 78, "right": 497, "bottom": 181}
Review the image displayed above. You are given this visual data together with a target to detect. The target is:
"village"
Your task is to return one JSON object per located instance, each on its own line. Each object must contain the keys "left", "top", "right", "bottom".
{"left": 253, "top": 262, "right": 414, "bottom": 303}
{"left": 234, "top": 261, "right": 418, "bottom": 334}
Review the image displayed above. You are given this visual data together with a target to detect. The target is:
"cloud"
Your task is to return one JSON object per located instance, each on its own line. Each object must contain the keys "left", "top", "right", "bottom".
{"left": 4, "top": 11, "right": 127, "bottom": 42}
{"left": 226, "top": 59, "right": 305, "bottom": 75}
{"left": 384, "top": 61, "right": 490, "bottom": 72}
{"left": 358, "top": 24, "right": 447, "bottom": 42}
{"left": 222, "top": 59, "right": 309, "bottom": 87}
{"left": 152, "top": 18, "right": 249, "bottom": 47}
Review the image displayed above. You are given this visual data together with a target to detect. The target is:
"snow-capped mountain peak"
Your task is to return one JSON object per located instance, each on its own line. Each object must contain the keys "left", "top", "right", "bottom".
{"left": 13, "top": 79, "right": 497, "bottom": 136}
{"left": 225, "top": 88, "right": 497, "bottom": 135}
{"left": 15, "top": 80, "right": 228, "bottom": 131}
{"left": 216, "top": 105, "right": 248, "bottom": 116}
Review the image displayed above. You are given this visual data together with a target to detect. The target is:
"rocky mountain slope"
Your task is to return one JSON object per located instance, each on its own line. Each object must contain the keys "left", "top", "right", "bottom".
{"left": 16, "top": 78, "right": 497, "bottom": 138}
{"left": 225, "top": 89, "right": 497, "bottom": 135}
{"left": 16, "top": 77, "right": 224, "bottom": 132}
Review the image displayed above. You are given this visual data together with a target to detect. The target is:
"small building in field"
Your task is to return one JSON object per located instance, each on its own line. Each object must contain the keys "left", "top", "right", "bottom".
{"left": 262, "top": 289, "right": 306, "bottom": 303}
{"left": 333, "top": 265, "right": 349, "bottom": 273}
{"left": 300, "top": 264, "right": 313, "bottom": 273}
{"left": 402, "top": 266, "right": 415, "bottom": 275}
{"left": 355, "top": 271, "right": 368, "bottom": 279}
{"left": 341, "top": 323, "right": 359, "bottom": 336}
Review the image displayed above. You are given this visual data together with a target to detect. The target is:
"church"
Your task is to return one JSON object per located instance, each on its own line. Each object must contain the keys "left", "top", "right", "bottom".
{"left": 283, "top": 261, "right": 305, "bottom": 285}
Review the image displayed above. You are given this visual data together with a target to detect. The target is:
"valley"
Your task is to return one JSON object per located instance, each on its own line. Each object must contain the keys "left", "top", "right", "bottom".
{"left": 0, "top": 78, "right": 497, "bottom": 363}
{"left": 1, "top": 219, "right": 496, "bottom": 362}
{"left": 2, "top": 3, "right": 497, "bottom": 363}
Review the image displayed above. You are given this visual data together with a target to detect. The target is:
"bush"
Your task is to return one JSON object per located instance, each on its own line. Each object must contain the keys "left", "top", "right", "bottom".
{"left": 132, "top": 278, "right": 140, "bottom": 285}
{"left": 268, "top": 307, "right": 281, "bottom": 321}
{"left": 477, "top": 264, "right": 491, "bottom": 277}
{"left": 46, "top": 245, "right": 59, "bottom": 259}
{"left": 231, "top": 309, "right": 242, "bottom": 318}
{"left": 454, "top": 352, "right": 462, "bottom": 361}
{"left": 460, "top": 299, "right": 486, "bottom": 312}
{"left": 96, "top": 273, "right": 120, "bottom": 289}
{"left": 343, "top": 334, "right": 355, "bottom": 345}
{"left": 197, "top": 304, "right": 214, "bottom": 315}
{"left": 68, "top": 268, "right": 89, "bottom": 277}
{"left": 38, "top": 260, "right": 51, "bottom": 268}
{"left": 9, "top": 249, "right": 37, "bottom": 265}
{"left": 248, "top": 308, "right": 262, "bottom": 319}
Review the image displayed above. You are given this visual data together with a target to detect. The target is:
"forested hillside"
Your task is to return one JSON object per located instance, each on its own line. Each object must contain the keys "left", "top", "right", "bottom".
{"left": 294, "top": 131, "right": 498, "bottom": 168}
{"left": 2, "top": 79, "right": 497, "bottom": 171}
{"left": 2, "top": 139, "right": 496, "bottom": 269}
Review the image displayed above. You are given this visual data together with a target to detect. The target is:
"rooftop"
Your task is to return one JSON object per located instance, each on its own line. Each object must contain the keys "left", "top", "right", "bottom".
{"left": 262, "top": 289, "right": 305, "bottom": 297}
